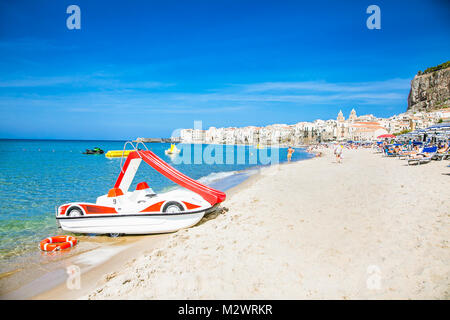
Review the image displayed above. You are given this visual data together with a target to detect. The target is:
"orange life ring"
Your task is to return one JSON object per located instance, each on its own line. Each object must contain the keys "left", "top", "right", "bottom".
{"left": 40, "top": 236, "right": 78, "bottom": 251}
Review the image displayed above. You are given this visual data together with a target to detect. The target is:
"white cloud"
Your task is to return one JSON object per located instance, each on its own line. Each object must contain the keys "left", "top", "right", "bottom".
{"left": 0, "top": 75, "right": 173, "bottom": 89}
{"left": 0, "top": 77, "right": 409, "bottom": 116}
{"left": 156, "top": 78, "right": 409, "bottom": 105}
{"left": 239, "top": 78, "right": 411, "bottom": 93}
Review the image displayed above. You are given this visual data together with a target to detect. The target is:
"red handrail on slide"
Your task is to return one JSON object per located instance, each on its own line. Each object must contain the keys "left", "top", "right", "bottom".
{"left": 114, "top": 151, "right": 226, "bottom": 206}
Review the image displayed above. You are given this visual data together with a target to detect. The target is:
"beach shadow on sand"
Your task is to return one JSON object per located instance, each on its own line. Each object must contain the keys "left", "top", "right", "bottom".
{"left": 194, "top": 206, "right": 228, "bottom": 227}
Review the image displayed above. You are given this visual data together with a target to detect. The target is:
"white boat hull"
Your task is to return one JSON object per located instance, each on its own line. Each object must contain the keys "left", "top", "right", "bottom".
{"left": 54, "top": 147, "right": 226, "bottom": 236}
{"left": 57, "top": 211, "right": 206, "bottom": 235}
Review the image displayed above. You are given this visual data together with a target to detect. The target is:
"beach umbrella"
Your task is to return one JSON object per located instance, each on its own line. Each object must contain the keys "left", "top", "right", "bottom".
{"left": 426, "top": 123, "right": 450, "bottom": 130}
{"left": 377, "top": 134, "right": 396, "bottom": 139}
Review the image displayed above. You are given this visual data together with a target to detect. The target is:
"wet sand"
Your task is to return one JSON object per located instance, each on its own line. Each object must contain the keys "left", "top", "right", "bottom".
{"left": 31, "top": 234, "right": 168, "bottom": 300}
{"left": 0, "top": 234, "right": 166, "bottom": 299}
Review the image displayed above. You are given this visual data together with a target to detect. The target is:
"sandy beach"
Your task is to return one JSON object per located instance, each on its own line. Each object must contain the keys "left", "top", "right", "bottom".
{"left": 33, "top": 148, "right": 450, "bottom": 299}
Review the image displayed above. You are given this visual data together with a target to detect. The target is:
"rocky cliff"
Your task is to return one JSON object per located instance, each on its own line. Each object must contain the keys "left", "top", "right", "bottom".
{"left": 407, "top": 64, "right": 450, "bottom": 112}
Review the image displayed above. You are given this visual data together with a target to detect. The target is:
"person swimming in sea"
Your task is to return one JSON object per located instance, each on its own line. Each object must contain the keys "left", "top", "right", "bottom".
{"left": 287, "top": 146, "right": 295, "bottom": 162}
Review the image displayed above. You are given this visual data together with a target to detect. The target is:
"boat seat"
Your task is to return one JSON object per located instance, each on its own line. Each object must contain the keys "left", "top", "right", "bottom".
{"left": 108, "top": 187, "right": 124, "bottom": 197}
{"left": 96, "top": 187, "right": 126, "bottom": 207}
{"left": 128, "top": 182, "right": 156, "bottom": 203}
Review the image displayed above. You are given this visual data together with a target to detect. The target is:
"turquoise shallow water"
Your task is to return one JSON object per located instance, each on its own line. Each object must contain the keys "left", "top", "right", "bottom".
{"left": 0, "top": 139, "right": 312, "bottom": 272}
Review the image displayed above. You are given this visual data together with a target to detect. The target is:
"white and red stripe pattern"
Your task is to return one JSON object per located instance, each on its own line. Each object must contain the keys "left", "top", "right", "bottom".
{"left": 114, "top": 151, "right": 226, "bottom": 206}
{"left": 39, "top": 236, "right": 78, "bottom": 251}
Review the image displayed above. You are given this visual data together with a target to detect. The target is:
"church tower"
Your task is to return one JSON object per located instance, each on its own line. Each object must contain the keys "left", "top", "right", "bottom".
{"left": 349, "top": 108, "right": 357, "bottom": 122}
{"left": 337, "top": 110, "right": 345, "bottom": 122}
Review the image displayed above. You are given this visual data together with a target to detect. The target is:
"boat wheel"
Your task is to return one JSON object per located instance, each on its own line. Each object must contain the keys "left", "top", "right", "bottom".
{"left": 67, "top": 208, "right": 83, "bottom": 217}
{"left": 162, "top": 201, "right": 184, "bottom": 213}
{"left": 109, "top": 233, "right": 120, "bottom": 238}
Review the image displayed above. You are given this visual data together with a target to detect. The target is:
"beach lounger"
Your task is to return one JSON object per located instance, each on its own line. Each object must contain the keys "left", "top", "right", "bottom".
{"left": 383, "top": 147, "right": 398, "bottom": 157}
{"left": 397, "top": 147, "right": 424, "bottom": 160}
{"left": 407, "top": 146, "right": 437, "bottom": 165}
{"left": 408, "top": 156, "right": 433, "bottom": 165}
{"left": 398, "top": 153, "right": 412, "bottom": 160}
{"left": 385, "top": 152, "right": 397, "bottom": 157}
{"left": 432, "top": 150, "right": 450, "bottom": 161}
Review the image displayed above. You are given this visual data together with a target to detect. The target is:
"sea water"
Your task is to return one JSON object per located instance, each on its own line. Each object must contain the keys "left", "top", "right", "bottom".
{"left": 0, "top": 139, "right": 312, "bottom": 274}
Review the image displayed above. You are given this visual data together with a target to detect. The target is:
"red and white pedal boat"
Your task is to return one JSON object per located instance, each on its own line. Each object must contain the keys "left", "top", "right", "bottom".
{"left": 56, "top": 143, "right": 226, "bottom": 236}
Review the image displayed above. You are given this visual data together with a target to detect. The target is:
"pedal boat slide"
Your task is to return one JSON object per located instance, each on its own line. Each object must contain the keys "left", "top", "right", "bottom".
{"left": 56, "top": 142, "right": 226, "bottom": 236}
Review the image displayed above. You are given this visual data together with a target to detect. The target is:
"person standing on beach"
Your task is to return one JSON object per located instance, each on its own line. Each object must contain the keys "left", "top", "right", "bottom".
{"left": 287, "top": 146, "right": 295, "bottom": 162}
{"left": 334, "top": 143, "right": 343, "bottom": 163}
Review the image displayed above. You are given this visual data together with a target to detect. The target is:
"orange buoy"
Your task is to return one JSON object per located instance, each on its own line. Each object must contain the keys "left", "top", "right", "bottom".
{"left": 40, "top": 236, "right": 78, "bottom": 251}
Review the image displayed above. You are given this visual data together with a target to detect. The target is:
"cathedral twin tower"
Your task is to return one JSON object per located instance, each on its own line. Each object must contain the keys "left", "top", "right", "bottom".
{"left": 337, "top": 109, "right": 357, "bottom": 122}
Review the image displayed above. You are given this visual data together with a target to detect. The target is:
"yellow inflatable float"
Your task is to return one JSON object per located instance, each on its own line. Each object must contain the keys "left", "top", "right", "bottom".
{"left": 105, "top": 150, "right": 133, "bottom": 158}
{"left": 165, "top": 144, "right": 181, "bottom": 155}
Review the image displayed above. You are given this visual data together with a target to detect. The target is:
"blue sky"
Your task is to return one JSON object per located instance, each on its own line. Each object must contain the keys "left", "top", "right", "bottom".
{"left": 0, "top": 0, "right": 449, "bottom": 140}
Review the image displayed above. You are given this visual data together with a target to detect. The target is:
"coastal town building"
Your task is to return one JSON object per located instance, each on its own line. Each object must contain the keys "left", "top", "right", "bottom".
{"left": 179, "top": 108, "right": 444, "bottom": 145}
